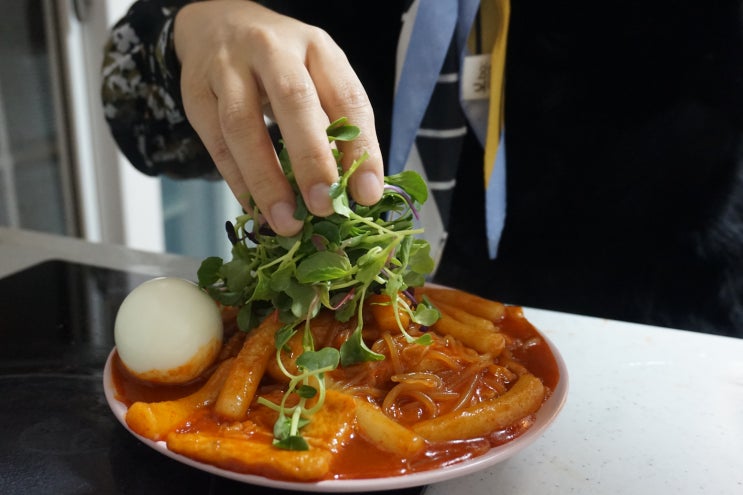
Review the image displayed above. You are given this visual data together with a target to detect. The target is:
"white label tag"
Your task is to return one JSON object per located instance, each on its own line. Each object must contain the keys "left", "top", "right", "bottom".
{"left": 461, "top": 54, "right": 491, "bottom": 101}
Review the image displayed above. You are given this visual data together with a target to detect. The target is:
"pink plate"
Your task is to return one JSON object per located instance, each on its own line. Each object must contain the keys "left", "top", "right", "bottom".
{"left": 103, "top": 332, "right": 568, "bottom": 492}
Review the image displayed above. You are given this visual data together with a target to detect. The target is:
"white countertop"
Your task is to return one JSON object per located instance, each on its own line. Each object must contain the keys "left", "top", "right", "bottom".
{"left": 2, "top": 227, "right": 741, "bottom": 495}
{"left": 427, "top": 310, "right": 742, "bottom": 495}
{"left": 0, "top": 227, "right": 198, "bottom": 280}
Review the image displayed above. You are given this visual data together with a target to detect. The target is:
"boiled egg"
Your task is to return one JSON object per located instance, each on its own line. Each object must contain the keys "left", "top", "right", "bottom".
{"left": 114, "top": 277, "right": 223, "bottom": 384}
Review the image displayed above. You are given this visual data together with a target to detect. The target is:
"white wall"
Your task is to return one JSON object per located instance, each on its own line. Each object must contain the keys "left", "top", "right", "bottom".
{"left": 62, "top": 0, "right": 165, "bottom": 252}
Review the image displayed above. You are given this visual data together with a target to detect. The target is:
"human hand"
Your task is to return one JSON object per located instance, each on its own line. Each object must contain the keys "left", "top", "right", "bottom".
{"left": 173, "top": 0, "right": 384, "bottom": 236}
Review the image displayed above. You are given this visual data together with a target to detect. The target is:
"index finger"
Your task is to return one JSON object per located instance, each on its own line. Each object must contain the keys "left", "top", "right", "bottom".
{"left": 254, "top": 47, "right": 339, "bottom": 217}
{"left": 306, "top": 34, "right": 384, "bottom": 207}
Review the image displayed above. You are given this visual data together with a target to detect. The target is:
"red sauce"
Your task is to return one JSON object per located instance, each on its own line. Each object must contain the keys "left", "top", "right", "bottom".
{"left": 503, "top": 306, "right": 561, "bottom": 390}
{"left": 111, "top": 300, "right": 561, "bottom": 481}
{"left": 112, "top": 353, "right": 208, "bottom": 405}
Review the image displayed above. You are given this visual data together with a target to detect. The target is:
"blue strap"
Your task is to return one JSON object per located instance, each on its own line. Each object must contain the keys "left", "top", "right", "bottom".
{"left": 486, "top": 130, "right": 507, "bottom": 258}
{"left": 390, "top": 0, "right": 507, "bottom": 259}
{"left": 389, "top": 0, "right": 459, "bottom": 174}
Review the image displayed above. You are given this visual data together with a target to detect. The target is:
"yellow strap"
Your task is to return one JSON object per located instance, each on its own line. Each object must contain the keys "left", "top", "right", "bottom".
{"left": 481, "top": 0, "right": 510, "bottom": 187}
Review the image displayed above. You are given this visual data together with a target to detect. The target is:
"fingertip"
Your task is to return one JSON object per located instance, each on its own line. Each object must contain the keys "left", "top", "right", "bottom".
{"left": 268, "top": 201, "right": 304, "bottom": 236}
{"left": 350, "top": 170, "right": 384, "bottom": 206}
{"left": 307, "top": 183, "right": 334, "bottom": 216}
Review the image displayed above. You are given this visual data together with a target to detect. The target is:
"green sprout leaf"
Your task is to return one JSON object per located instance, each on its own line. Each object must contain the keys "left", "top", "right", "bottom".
{"left": 198, "top": 119, "right": 439, "bottom": 449}
{"left": 412, "top": 296, "right": 441, "bottom": 326}
{"left": 296, "top": 385, "right": 318, "bottom": 399}
{"left": 297, "top": 347, "right": 341, "bottom": 372}
{"left": 274, "top": 435, "right": 309, "bottom": 451}
{"left": 329, "top": 182, "right": 353, "bottom": 217}
{"left": 385, "top": 170, "right": 429, "bottom": 204}
{"left": 340, "top": 328, "right": 385, "bottom": 367}
{"left": 326, "top": 117, "right": 360, "bottom": 142}
{"left": 296, "top": 251, "right": 352, "bottom": 283}
{"left": 197, "top": 256, "right": 223, "bottom": 286}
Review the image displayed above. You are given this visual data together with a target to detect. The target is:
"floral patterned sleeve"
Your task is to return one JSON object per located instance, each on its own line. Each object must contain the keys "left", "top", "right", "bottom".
{"left": 101, "top": 0, "right": 219, "bottom": 179}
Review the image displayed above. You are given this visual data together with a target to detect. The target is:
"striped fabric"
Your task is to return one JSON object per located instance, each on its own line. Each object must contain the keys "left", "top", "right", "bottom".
{"left": 417, "top": 42, "right": 467, "bottom": 241}
{"left": 390, "top": 0, "right": 508, "bottom": 269}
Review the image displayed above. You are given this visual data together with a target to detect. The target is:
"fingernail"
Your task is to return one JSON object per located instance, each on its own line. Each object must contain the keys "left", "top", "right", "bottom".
{"left": 269, "top": 201, "right": 302, "bottom": 235}
{"left": 308, "top": 183, "right": 333, "bottom": 216}
{"left": 353, "top": 171, "right": 384, "bottom": 204}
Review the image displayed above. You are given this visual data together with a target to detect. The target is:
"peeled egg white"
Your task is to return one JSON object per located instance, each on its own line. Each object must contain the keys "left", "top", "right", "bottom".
{"left": 114, "top": 277, "right": 223, "bottom": 384}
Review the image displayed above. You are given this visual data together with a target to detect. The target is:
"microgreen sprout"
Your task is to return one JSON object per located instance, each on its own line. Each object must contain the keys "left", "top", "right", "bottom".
{"left": 197, "top": 117, "right": 438, "bottom": 449}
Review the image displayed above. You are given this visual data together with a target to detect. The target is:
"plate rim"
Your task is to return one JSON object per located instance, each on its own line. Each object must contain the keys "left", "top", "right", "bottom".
{"left": 103, "top": 327, "right": 569, "bottom": 492}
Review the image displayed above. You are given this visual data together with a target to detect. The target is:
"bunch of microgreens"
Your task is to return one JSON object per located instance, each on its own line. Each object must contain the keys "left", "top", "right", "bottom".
{"left": 197, "top": 118, "right": 440, "bottom": 450}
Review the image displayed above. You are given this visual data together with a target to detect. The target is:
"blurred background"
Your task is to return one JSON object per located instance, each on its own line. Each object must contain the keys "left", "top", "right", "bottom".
{"left": 0, "top": 0, "right": 239, "bottom": 260}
